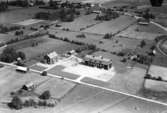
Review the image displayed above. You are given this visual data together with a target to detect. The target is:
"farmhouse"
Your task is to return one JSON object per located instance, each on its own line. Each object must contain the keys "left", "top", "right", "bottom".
{"left": 44, "top": 51, "right": 58, "bottom": 64}
{"left": 84, "top": 55, "right": 112, "bottom": 70}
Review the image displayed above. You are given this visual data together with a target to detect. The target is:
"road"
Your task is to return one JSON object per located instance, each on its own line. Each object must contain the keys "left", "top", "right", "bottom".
{"left": 1, "top": 61, "right": 167, "bottom": 106}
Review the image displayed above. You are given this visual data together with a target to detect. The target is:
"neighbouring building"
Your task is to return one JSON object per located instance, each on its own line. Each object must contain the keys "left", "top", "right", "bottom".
{"left": 22, "top": 82, "right": 35, "bottom": 91}
{"left": 84, "top": 55, "right": 112, "bottom": 70}
{"left": 44, "top": 51, "right": 58, "bottom": 64}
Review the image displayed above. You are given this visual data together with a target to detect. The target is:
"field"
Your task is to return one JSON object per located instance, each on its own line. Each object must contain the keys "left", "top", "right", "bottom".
{"left": 57, "top": 14, "right": 100, "bottom": 31}
{"left": 0, "top": 33, "right": 18, "bottom": 44}
{"left": 83, "top": 15, "right": 136, "bottom": 35}
{"left": 0, "top": 81, "right": 166, "bottom": 113}
{"left": 51, "top": 29, "right": 141, "bottom": 52}
{"left": 0, "top": 7, "right": 55, "bottom": 24}
{"left": 8, "top": 35, "right": 81, "bottom": 60}
{"left": 0, "top": 66, "right": 50, "bottom": 103}
{"left": 14, "top": 19, "right": 44, "bottom": 26}
{"left": 117, "top": 23, "right": 166, "bottom": 40}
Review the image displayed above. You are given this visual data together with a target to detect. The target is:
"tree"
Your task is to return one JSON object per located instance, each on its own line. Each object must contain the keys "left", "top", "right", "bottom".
{"left": 140, "top": 40, "right": 146, "bottom": 48}
{"left": 103, "top": 33, "right": 112, "bottom": 39}
{"left": 1, "top": 47, "right": 18, "bottom": 63}
{"left": 8, "top": 96, "right": 23, "bottom": 110}
{"left": 39, "top": 90, "right": 51, "bottom": 100}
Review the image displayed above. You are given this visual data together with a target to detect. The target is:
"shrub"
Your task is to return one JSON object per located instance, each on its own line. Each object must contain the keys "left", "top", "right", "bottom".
{"left": 39, "top": 90, "right": 51, "bottom": 100}
{"left": 140, "top": 40, "right": 146, "bottom": 48}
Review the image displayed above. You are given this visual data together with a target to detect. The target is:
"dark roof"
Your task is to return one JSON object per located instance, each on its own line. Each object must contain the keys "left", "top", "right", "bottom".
{"left": 84, "top": 55, "right": 112, "bottom": 65}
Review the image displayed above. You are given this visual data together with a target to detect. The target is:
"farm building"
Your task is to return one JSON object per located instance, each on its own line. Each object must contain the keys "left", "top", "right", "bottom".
{"left": 16, "top": 66, "right": 29, "bottom": 73}
{"left": 84, "top": 55, "right": 112, "bottom": 70}
{"left": 44, "top": 51, "right": 58, "bottom": 64}
{"left": 22, "top": 82, "right": 35, "bottom": 91}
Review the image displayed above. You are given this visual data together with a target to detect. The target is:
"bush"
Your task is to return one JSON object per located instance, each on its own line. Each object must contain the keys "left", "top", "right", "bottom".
{"left": 103, "top": 33, "right": 113, "bottom": 39}
{"left": 17, "top": 51, "right": 26, "bottom": 60}
{"left": 140, "top": 40, "right": 146, "bottom": 48}
{"left": 157, "top": 76, "right": 162, "bottom": 81}
{"left": 117, "top": 52, "right": 125, "bottom": 57}
{"left": 39, "top": 90, "right": 51, "bottom": 100}
{"left": 144, "top": 74, "right": 151, "bottom": 79}
{"left": 0, "top": 47, "right": 18, "bottom": 63}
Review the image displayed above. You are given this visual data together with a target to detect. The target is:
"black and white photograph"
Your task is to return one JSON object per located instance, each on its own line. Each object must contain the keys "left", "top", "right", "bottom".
{"left": 0, "top": 0, "right": 167, "bottom": 112}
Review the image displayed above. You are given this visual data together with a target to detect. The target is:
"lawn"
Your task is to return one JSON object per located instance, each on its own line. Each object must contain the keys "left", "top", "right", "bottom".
{"left": 48, "top": 65, "right": 80, "bottom": 80}
{"left": 49, "top": 29, "right": 103, "bottom": 44}
{"left": 30, "top": 64, "right": 47, "bottom": 72}
{"left": 8, "top": 35, "right": 81, "bottom": 60}
{"left": 83, "top": 15, "right": 136, "bottom": 35}
{"left": 57, "top": 14, "right": 100, "bottom": 31}
{"left": 35, "top": 78, "right": 76, "bottom": 99}
{"left": 117, "top": 23, "right": 165, "bottom": 40}
{"left": 0, "top": 6, "right": 55, "bottom": 24}
{"left": 50, "top": 29, "right": 141, "bottom": 53}
{"left": 0, "top": 33, "right": 18, "bottom": 44}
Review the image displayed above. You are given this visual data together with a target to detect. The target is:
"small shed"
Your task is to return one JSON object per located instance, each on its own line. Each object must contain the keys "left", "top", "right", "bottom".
{"left": 16, "top": 66, "right": 29, "bottom": 73}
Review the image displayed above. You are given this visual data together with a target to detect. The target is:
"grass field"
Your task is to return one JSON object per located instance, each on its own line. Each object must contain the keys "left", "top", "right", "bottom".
{"left": 8, "top": 35, "right": 81, "bottom": 60}
{"left": 35, "top": 78, "right": 75, "bottom": 99}
{"left": 0, "top": 66, "right": 50, "bottom": 103}
{"left": 48, "top": 65, "right": 80, "bottom": 80}
{"left": 0, "top": 65, "right": 166, "bottom": 113}
{"left": 1, "top": 84, "right": 166, "bottom": 113}
{"left": 0, "top": 33, "right": 18, "bottom": 43}
{"left": 0, "top": 7, "right": 55, "bottom": 24}
{"left": 117, "top": 23, "right": 166, "bottom": 40}
{"left": 58, "top": 14, "right": 100, "bottom": 31}
{"left": 49, "top": 29, "right": 103, "bottom": 44}
{"left": 83, "top": 15, "right": 136, "bottom": 35}
{"left": 51, "top": 29, "right": 141, "bottom": 53}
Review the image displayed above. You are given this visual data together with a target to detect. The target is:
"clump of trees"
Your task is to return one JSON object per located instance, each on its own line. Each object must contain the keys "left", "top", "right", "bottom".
{"left": 142, "top": 9, "right": 155, "bottom": 21}
{"left": 0, "top": 25, "right": 21, "bottom": 33}
{"left": 0, "top": 2, "right": 8, "bottom": 12}
{"left": 144, "top": 74, "right": 163, "bottom": 81}
{"left": 8, "top": 0, "right": 29, "bottom": 7}
{"left": 34, "top": 7, "right": 79, "bottom": 22}
{"left": 103, "top": 33, "right": 113, "bottom": 39}
{"left": 0, "top": 47, "right": 26, "bottom": 63}
{"left": 140, "top": 40, "right": 146, "bottom": 48}
{"left": 95, "top": 9, "right": 119, "bottom": 21}
{"left": 76, "top": 34, "right": 86, "bottom": 38}
{"left": 8, "top": 96, "right": 23, "bottom": 110}
{"left": 39, "top": 90, "right": 51, "bottom": 100}
{"left": 8, "top": 90, "right": 55, "bottom": 110}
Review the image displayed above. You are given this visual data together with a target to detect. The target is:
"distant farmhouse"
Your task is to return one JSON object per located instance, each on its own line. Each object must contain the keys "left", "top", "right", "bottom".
{"left": 84, "top": 55, "right": 112, "bottom": 70}
{"left": 44, "top": 51, "right": 58, "bottom": 64}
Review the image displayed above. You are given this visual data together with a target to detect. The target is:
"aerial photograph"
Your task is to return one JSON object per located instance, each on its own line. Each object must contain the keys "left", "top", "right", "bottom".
{"left": 0, "top": 0, "right": 167, "bottom": 112}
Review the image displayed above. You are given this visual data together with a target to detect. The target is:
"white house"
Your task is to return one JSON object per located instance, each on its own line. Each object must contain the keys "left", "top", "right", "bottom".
{"left": 44, "top": 51, "right": 58, "bottom": 64}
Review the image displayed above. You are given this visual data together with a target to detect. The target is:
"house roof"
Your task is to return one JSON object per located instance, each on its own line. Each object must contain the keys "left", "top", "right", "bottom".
{"left": 84, "top": 55, "right": 112, "bottom": 65}
{"left": 47, "top": 51, "right": 58, "bottom": 59}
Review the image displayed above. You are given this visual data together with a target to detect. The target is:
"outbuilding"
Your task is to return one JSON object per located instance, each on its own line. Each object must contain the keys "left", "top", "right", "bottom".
{"left": 16, "top": 66, "right": 29, "bottom": 73}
